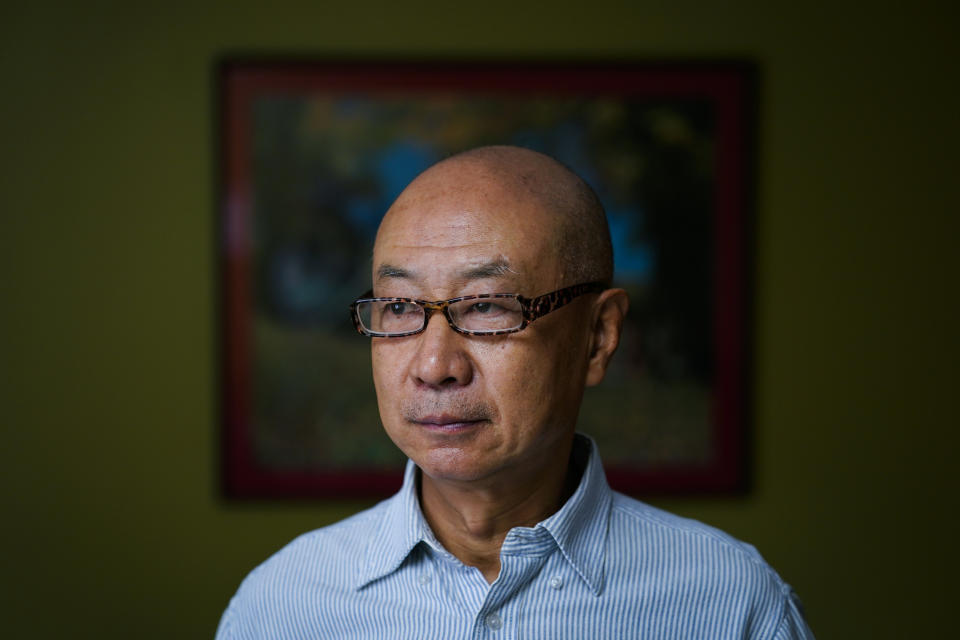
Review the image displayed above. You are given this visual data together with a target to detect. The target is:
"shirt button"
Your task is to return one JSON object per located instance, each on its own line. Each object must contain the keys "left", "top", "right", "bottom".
{"left": 549, "top": 576, "right": 563, "bottom": 590}
{"left": 418, "top": 573, "right": 431, "bottom": 585}
{"left": 485, "top": 612, "right": 503, "bottom": 630}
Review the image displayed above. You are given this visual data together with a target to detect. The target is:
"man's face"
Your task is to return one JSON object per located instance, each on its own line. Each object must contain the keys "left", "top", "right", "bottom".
{"left": 370, "top": 167, "right": 593, "bottom": 486}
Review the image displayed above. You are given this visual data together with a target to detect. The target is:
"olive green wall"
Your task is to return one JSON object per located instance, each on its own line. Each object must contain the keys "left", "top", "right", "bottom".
{"left": 1, "top": 1, "right": 956, "bottom": 637}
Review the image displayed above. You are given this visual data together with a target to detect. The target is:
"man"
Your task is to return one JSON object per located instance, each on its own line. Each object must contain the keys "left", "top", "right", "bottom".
{"left": 216, "top": 146, "right": 814, "bottom": 638}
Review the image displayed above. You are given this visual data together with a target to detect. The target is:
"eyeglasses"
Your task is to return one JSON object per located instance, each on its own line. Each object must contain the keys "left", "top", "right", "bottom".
{"left": 350, "top": 281, "right": 606, "bottom": 338}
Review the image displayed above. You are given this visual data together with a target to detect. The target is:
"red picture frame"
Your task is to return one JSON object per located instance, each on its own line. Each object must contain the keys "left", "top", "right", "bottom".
{"left": 218, "top": 60, "right": 755, "bottom": 498}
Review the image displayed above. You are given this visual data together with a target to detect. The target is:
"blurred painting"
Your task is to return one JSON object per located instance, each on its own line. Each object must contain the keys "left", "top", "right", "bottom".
{"left": 219, "top": 61, "right": 754, "bottom": 497}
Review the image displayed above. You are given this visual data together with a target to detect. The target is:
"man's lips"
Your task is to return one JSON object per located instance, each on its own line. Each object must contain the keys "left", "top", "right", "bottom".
{"left": 409, "top": 415, "right": 488, "bottom": 431}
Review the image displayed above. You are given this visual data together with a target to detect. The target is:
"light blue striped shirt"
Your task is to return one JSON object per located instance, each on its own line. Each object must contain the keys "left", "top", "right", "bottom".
{"left": 216, "top": 436, "right": 814, "bottom": 638}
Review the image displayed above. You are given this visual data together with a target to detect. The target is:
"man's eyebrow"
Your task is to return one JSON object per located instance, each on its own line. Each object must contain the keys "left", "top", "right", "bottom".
{"left": 458, "top": 258, "right": 516, "bottom": 280}
{"left": 376, "top": 264, "right": 413, "bottom": 281}
{"left": 376, "top": 259, "right": 516, "bottom": 283}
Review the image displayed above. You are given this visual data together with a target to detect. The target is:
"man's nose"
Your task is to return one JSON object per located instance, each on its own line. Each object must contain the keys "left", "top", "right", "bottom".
{"left": 410, "top": 311, "right": 473, "bottom": 389}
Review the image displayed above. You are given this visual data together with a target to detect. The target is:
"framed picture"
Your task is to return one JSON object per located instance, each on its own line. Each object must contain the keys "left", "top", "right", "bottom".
{"left": 218, "top": 60, "right": 755, "bottom": 498}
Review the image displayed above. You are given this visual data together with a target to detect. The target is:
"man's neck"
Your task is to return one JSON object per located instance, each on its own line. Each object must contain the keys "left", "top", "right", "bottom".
{"left": 418, "top": 446, "right": 582, "bottom": 584}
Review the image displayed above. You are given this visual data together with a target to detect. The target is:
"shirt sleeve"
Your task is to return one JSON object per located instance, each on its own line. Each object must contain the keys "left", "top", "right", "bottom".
{"left": 771, "top": 588, "right": 816, "bottom": 640}
{"left": 214, "top": 597, "right": 245, "bottom": 640}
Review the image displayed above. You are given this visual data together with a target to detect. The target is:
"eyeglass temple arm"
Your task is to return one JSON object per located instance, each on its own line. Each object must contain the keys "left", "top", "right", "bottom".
{"left": 523, "top": 281, "right": 607, "bottom": 323}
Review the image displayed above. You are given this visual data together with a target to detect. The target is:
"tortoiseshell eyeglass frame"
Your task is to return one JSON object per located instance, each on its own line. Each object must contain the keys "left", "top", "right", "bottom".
{"left": 349, "top": 281, "right": 607, "bottom": 338}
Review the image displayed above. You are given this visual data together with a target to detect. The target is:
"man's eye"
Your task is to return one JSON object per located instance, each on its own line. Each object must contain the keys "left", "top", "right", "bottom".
{"left": 467, "top": 301, "right": 505, "bottom": 315}
{"left": 387, "top": 302, "right": 414, "bottom": 316}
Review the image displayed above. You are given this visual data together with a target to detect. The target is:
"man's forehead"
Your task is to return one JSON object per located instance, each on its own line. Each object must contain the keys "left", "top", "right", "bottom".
{"left": 377, "top": 207, "right": 498, "bottom": 245}
{"left": 371, "top": 210, "right": 562, "bottom": 295}
{"left": 372, "top": 208, "right": 541, "bottom": 284}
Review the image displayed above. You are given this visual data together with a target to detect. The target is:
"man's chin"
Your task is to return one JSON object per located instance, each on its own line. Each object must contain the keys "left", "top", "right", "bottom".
{"left": 409, "top": 446, "right": 500, "bottom": 486}
{"left": 420, "top": 465, "right": 493, "bottom": 486}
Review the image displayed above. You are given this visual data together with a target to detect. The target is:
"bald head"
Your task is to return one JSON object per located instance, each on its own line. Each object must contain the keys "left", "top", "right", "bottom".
{"left": 378, "top": 146, "right": 613, "bottom": 285}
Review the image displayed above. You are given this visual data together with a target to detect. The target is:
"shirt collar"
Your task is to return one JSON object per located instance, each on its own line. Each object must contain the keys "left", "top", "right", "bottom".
{"left": 356, "top": 433, "right": 612, "bottom": 594}
{"left": 537, "top": 433, "right": 611, "bottom": 595}
{"left": 356, "top": 459, "right": 434, "bottom": 589}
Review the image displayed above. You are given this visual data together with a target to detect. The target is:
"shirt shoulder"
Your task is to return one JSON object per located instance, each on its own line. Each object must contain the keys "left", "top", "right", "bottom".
{"left": 610, "top": 491, "right": 772, "bottom": 567}
{"left": 604, "top": 492, "right": 813, "bottom": 639}
{"left": 264, "top": 501, "right": 385, "bottom": 579}
{"left": 215, "top": 501, "right": 390, "bottom": 639}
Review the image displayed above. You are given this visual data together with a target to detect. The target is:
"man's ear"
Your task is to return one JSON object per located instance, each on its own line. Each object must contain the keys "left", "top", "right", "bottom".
{"left": 585, "top": 288, "right": 629, "bottom": 387}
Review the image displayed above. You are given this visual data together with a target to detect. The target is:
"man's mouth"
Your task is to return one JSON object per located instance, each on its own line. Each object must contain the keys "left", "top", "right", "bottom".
{"left": 410, "top": 414, "right": 488, "bottom": 432}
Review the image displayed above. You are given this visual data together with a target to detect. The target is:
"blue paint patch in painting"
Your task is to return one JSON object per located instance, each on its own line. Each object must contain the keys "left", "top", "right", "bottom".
{"left": 509, "top": 130, "right": 549, "bottom": 154}
{"left": 376, "top": 141, "right": 439, "bottom": 204}
{"left": 343, "top": 196, "right": 382, "bottom": 240}
{"left": 607, "top": 207, "right": 654, "bottom": 284}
